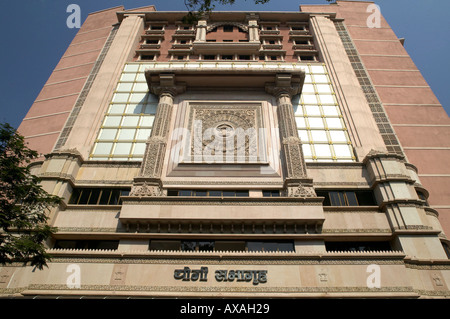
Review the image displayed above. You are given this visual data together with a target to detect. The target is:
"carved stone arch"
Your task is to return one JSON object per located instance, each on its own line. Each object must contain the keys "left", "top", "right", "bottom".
{"left": 206, "top": 22, "right": 249, "bottom": 33}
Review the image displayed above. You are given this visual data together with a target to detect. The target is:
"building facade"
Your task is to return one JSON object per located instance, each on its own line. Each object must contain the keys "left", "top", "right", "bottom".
{"left": 2, "top": 1, "right": 450, "bottom": 298}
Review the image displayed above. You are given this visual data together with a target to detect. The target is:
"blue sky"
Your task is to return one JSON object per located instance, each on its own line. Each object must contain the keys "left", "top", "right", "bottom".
{"left": 1, "top": 0, "right": 449, "bottom": 129}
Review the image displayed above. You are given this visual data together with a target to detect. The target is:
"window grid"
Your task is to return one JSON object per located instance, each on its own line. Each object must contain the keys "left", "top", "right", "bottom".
{"left": 89, "top": 65, "right": 157, "bottom": 161}
{"left": 294, "top": 64, "right": 355, "bottom": 162}
{"left": 91, "top": 63, "right": 355, "bottom": 162}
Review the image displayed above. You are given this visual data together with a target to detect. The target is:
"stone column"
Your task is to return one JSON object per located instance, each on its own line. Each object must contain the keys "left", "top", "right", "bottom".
{"left": 131, "top": 73, "right": 185, "bottom": 196}
{"left": 266, "top": 73, "right": 315, "bottom": 197}
{"left": 195, "top": 19, "right": 207, "bottom": 42}
{"left": 246, "top": 13, "right": 260, "bottom": 42}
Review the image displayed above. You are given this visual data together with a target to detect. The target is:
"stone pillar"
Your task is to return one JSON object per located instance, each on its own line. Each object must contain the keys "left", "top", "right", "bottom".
{"left": 131, "top": 73, "right": 185, "bottom": 196}
{"left": 364, "top": 150, "right": 448, "bottom": 259}
{"left": 246, "top": 13, "right": 260, "bottom": 42}
{"left": 266, "top": 73, "right": 315, "bottom": 197}
{"left": 195, "top": 19, "right": 207, "bottom": 42}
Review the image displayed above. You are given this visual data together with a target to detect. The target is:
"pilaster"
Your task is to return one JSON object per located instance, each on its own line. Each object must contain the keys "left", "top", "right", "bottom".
{"left": 132, "top": 73, "right": 186, "bottom": 196}
{"left": 265, "top": 73, "right": 315, "bottom": 197}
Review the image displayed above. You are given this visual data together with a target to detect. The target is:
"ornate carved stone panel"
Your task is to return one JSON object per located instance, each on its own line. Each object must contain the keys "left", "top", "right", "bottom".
{"left": 183, "top": 103, "right": 266, "bottom": 164}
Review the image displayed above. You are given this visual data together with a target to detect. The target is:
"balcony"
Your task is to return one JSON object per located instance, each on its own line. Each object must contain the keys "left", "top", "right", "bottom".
{"left": 192, "top": 40, "right": 261, "bottom": 55}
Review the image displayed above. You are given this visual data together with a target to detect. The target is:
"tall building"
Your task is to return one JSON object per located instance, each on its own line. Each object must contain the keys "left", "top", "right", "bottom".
{"left": 2, "top": 1, "right": 449, "bottom": 298}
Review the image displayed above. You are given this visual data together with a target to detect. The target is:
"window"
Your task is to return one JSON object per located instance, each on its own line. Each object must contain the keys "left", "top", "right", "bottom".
{"left": 140, "top": 55, "right": 155, "bottom": 60}
{"left": 300, "top": 55, "right": 315, "bottom": 61}
{"left": 150, "top": 25, "right": 163, "bottom": 30}
{"left": 325, "top": 241, "right": 392, "bottom": 252}
{"left": 148, "top": 240, "right": 292, "bottom": 252}
{"left": 262, "top": 190, "right": 281, "bottom": 197}
{"left": 145, "top": 39, "right": 159, "bottom": 44}
{"left": 69, "top": 188, "right": 130, "bottom": 205}
{"left": 316, "top": 190, "right": 377, "bottom": 206}
{"left": 223, "top": 25, "right": 234, "bottom": 32}
{"left": 54, "top": 240, "right": 119, "bottom": 250}
{"left": 416, "top": 190, "right": 429, "bottom": 206}
{"left": 239, "top": 55, "right": 251, "bottom": 60}
{"left": 203, "top": 55, "right": 216, "bottom": 60}
{"left": 292, "top": 63, "right": 355, "bottom": 163}
{"left": 221, "top": 55, "right": 233, "bottom": 60}
{"left": 167, "top": 190, "right": 249, "bottom": 197}
{"left": 247, "top": 241, "right": 294, "bottom": 252}
{"left": 270, "top": 56, "right": 277, "bottom": 61}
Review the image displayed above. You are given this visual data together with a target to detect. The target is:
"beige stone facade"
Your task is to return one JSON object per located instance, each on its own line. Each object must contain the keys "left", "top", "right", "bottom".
{"left": 5, "top": 1, "right": 449, "bottom": 298}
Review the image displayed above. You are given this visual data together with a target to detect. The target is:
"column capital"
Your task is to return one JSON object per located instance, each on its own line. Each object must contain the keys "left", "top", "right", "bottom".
{"left": 265, "top": 72, "right": 305, "bottom": 99}
{"left": 145, "top": 72, "right": 186, "bottom": 97}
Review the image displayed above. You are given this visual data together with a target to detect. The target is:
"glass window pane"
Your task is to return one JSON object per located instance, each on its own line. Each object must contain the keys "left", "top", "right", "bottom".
{"left": 198, "top": 241, "right": 214, "bottom": 251}
{"left": 116, "top": 82, "right": 133, "bottom": 92}
{"left": 79, "top": 189, "right": 91, "bottom": 204}
{"left": 304, "top": 74, "right": 313, "bottom": 83}
{"left": 319, "top": 94, "right": 335, "bottom": 104}
{"left": 308, "top": 118, "right": 325, "bottom": 128}
{"left": 310, "top": 65, "right": 325, "bottom": 74}
{"left": 333, "top": 145, "right": 352, "bottom": 157}
{"left": 263, "top": 242, "right": 278, "bottom": 252}
{"left": 117, "top": 129, "right": 136, "bottom": 140}
{"left": 124, "top": 64, "right": 139, "bottom": 72}
{"left": 112, "top": 93, "right": 129, "bottom": 103}
{"left": 222, "top": 191, "right": 235, "bottom": 197}
{"left": 310, "top": 130, "right": 328, "bottom": 142}
{"left": 125, "top": 104, "right": 142, "bottom": 114}
{"left": 316, "top": 84, "right": 333, "bottom": 94}
{"left": 179, "top": 190, "right": 193, "bottom": 196}
{"left": 346, "top": 192, "right": 358, "bottom": 206}
{"left": 140, "top": 116, "right": 155, "bottom": 127}
{"left": 98, "top": 129, "right": 117, "bottom": 140}
{"left": 108, "top": 104, "right": 126, "bottom": 114}
{"left": 88, "top": 189, "right": 100, "bottom": 205}
{"left": 305, "top": 105, "right": 321, "bottom": 116}
{"left": 302, "top": 94, "right": 319, "bottom": 104}
{"left": 314, "top": 74, "right": 328, "bottom": 83}
{"left": 278, "top": 242, "right": 294, "bottom": 252}
{"left": 181, "top": 241, "right": 197, "bottom": 251}
{"left": 194, "top": 190, "right": 207, "bottom": 196}
{"left": 314, "top": 144, "right": 332, "bottom": 157}
{"left": 295, "top": 117, "right": 306, "bottom": 128}
{"left": 133, "top": 82, "right": 148, "bottom": 92}
{"left": 113, "top": 143, "right": 132, "bottom": 155}
{"left": 298, "top": 130, "right": 309, "bottom": 142}
{"left": 143, "top": 104, "right": 157, "bottom": 114}
{"left": 69, "top": 188, "right": 81, "bottom": 204}
{"left": 99, "top": 190, "right": 111, "bottom": 205}
{"left": 120, "top": 73, "right": 136, "bottom": 81}
{"left": 121, "top": 116, "right": 140, "bottom": 127}
{"left": 325, "top": 118, "right": 343, "bottom": 129}
{"left": 109, "top": 189, "right": 121, "bottom": 205}
{"left": 329, "top": 191, "right": 342, "bottom": 206}
{"left": 209, "top": 190, "right": 222, "bottom": 197}
{"left": 132, "top": 143, "right": 146, "bottom": 156}
{"left": 129, "top": 93, "right": 147, "bottom": 103}
{"left": 322, "top": 105, "right": 339, "bottom": 116}
{"left": 329, "top": 130, "right": 347, "bottom": 142}
{"left": 293, "top": 104, "right": 303, "bottom": 116}
{"left": 302, "top": 144, "right": 312, "bottom": 157}
{"left": 103, "top": 116, "right": 122, "bottom": 127}
{"left": 93, "top": 142, "right": 113, "bottom": 155}
{"left": 136, "top": 129, "right": 151, "bottom": 140}
{"left": 302, "top": 84, "right": 315, "bottom": 93}
{"left": 247, "top": 242, "right": 263, "bottom": 252}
